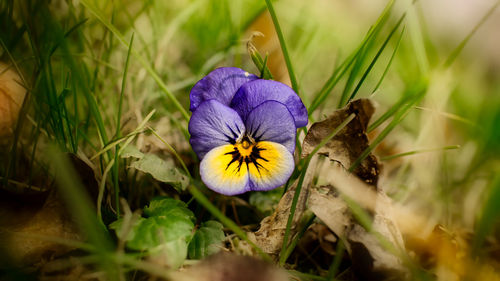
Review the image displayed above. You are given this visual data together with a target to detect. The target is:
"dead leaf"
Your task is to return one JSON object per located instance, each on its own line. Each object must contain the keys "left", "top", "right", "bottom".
{"left": 0, "top": 154, "right": 95, "bottom": 267}
{"left": 0, "top": 189, "right": 82, "bottom": 266}
{"left": 302, "top": 100, "right": 407, "bottom": 279}
{"left": 169, "top": 252, "right": 289, "bottom": 281}
{"left": 0, "top": 62, "right": 26, "bottom": 138}
{"left": 302, "top": 98, "right": 380, "bottom": 187}
{"left": 347, "top": 193, "right": 407, "bottom": 281}
{"left": 249, "top": 157, "right": 317, "bottom": 257}
{"left": 308, "top": 185, "right": 350, "bottom": 238}
{"left": 308, "top": 167, "right": 408, "bottom": 280}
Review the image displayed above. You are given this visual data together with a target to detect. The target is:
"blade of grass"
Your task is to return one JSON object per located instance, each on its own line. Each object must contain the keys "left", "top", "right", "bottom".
{"left": 148, "top": 126, "right": 191, "bottom": 178}
{"left": 308, "top": 51, "right": 356, "bottom": 115}
{"left": 380, "top": 145, "right": 460, "bottom": 161}
{"left": 264, "top": 0, "right": 299, "bottom": 95}
{"left": 49, "top": 148, "right": 113, "bottom": 249}
{"left": 309, "top": 0, "right": 396, "bottom": 114}
{"left": 472, "top": 174, "right": 500, "bottom": 255}
{"left": 406, "top": 1, "right": 429, "bottom": 75}
{"left": 414, "top": 106, "right": 475, "bottom": 126}
{"left": 112, "top": 33, "right": 134, "bottom": 217}
{"left": 326, "top": 239, "right": 345, "bottom": 280}
{"left": 97, "top": 110, "right": 154, "bottom": 217}
{"left": 80, "top": 0, "right": 190, "bottom": 123}
{"left": 90, "top": 110, "right": 155, "bottom": 160}
{"left": 372, "top": 26, "right": 405, "bottom": 94}
{"left": 368, "top": 80, "right": 426, "bottom": 133}
{"left": 346, "top": 14, "right": 406, "bottom": 104}
{"left": 349, "top": 84, "right": 426, "bottom": 171}
{"left": 46, "top": 11, "right": 112, "bottom": 156}
{"left": 337, "top": 0, "right": 396, "bottom": 107}
{"left": 248, "top": 40, "right": 273, "bottom": 79}
{"left": 280, "top": 210, "right": 315, "bottom": 264}
{"left": 49, "top": 146, "right": 119, "bottom": 280}
{"left": 279, "top": 113, "right": 356, "bottom": 266}
{"left": 444, "top": 1, "right": 500, "bottom": 67}
{"left": 0, "top": 37, "right": 31, "bottom": 187}
{"left": 337, "top": 41, "right": 375, "bottom": 108}
{"left": 60, "top": 73, "right": 77, "bottom": 153}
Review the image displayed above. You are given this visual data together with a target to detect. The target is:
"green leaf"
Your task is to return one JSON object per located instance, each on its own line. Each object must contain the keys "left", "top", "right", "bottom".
{"left": 188, "top": 220, "right": 225, "bottom": 259}
{"left": 125, "top": 217, "right": 193, "bottom": 250}
{"left": 129, "top": 153, "right": 189, "bottom": 191}
{"left": 144, "top": 197, "right": 195, "bottom": 222}
{"left": 109, "top": 197, "right": 195, "bottom": 268}
{"left": 120, "top": 145, "right": 144, "bottom": 159}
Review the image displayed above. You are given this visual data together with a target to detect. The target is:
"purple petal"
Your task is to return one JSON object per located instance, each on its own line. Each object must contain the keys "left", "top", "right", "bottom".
{"left": 230, "top": 79, "right": 308, "bottom": 128}
{"left": 189, "top": 67, "right": 258, "bottom": 112}
{"left": 189, "top": 100, "right": 245, "bottom": 159}
{"left": 245, "top": 101, "right": 296, "bottom": 154}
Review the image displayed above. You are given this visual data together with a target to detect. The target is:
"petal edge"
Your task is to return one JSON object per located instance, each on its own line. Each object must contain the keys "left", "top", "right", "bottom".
{"left": 190, "top": 67, "right": 258, "bottom": 112}
{"left": 230, "top": 79, "right": 308, "bottom": 128}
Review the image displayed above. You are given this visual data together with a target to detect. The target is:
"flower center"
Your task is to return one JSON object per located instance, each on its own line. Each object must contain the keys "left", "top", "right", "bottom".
{"left": 235, "top": 138, "right": 254, "bottom": 157}
{"left": 224, "top": 136, "right": 268, "bottom": 173}
{"left": 241, "top": 139, "right": 251, "bottom": 149}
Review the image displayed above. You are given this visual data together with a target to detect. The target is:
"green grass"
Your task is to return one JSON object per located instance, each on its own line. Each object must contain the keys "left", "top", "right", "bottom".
{"left": 1, "top": 0, "right": 499, "bottom": 280}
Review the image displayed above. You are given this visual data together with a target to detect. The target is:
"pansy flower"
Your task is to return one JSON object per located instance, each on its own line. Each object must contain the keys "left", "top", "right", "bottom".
{"left": 188, "top": 67, "right": 307, "bottom": 195}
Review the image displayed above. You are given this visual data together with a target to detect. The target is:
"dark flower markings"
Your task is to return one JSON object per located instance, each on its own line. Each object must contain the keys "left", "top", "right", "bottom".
{"left": 224, "top": 145, "right": 269, "bottom": 175}
{"left": 222, "top": 122, "right": 242, "bottom": 144}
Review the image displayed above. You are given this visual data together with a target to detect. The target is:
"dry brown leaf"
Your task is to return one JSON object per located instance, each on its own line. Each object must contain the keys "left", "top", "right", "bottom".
{"left": 0, "top": 62, "right": 26, "bottom": 138}
{"left": 249, "top": 157, "right": 318, "bottom": 257}
{"left": 309, "top": 183, "right": 407, "bottom": 280}
{"left": 0, "top": 154, "right": 96, "bottom": 267}
{"left": 302, "top": 98, "right": 380, "bottom": 187}
{"left": 0, "top": 190, "right": 82, "bottom": 266}
{"left": 347, "top": 191, "right": 407, "bottom": 280}
{"left": 308, "top": 184, "right": 350, "bottom": 238}
{"left": 302, "top": 99, "right": 408, "bottom": 279}
{"left": 170, "top": 252, "right": 288, "bottom": 281}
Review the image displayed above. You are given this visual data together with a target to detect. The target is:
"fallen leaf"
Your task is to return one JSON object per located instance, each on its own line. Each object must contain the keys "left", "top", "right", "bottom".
{"left": 120, "top": 145, "right": 144, "bottom": 159}
{"left": 128, "top": 153, "right": 189, "bottom": 192}
{"left": 249, "top": 157, "right": 317, "bottom": 257}
{"left": 169, "top": 252, "right": 289, "bottom": 281}
{"left": 0, "top": 154, "right": 96, "bottom": 267}
{"left": 308, "top": 185, "right": 350, "bottom": 238}
{"left": 0, "top": 62, "right": 26, "bottom": 138}
{"left": 302, "top": 100, "right": 407, "bottom": 279}
{"left": 0, "top": 190, "right": 82, "bottom": 266}
{"left": 302, "top": 98, "right": 380, "bottom": 187}
{"left": 308, "top": 166, "right": 408, "bottom": 280}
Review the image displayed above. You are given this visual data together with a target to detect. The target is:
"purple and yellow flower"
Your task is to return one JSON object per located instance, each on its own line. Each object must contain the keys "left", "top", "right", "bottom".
{"left": 188, "top": 67, "right": 307, "bottom": 195}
